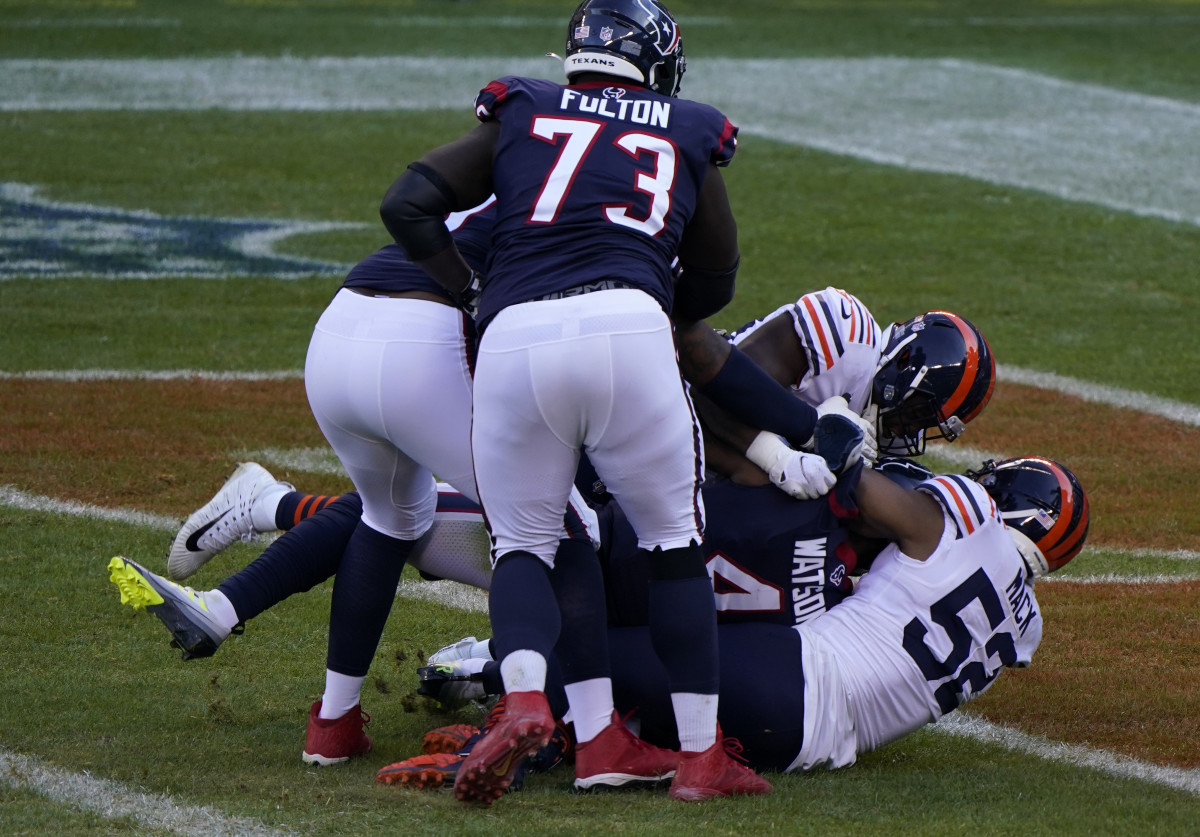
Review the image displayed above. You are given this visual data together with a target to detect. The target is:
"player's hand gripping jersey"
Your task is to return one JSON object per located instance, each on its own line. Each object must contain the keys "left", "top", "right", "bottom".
{"left": 730, "top": 286, "right": 883, "bottom": 417}
{"left": 472, "top": 76, "right": 738, "bottom": 326}
{"left": 792, "top": 474, "right": 1042, "bottom": 771}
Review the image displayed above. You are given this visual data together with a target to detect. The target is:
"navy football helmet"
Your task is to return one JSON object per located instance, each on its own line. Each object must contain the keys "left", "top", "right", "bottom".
{"left": 968, "top": 456, "right": 1090, "bottom": 577}
{"left": 564, "top": 0, "right": 686, "bottom": 97}
{"left": 872, "top": 311, "right": 995, "bottom": 455}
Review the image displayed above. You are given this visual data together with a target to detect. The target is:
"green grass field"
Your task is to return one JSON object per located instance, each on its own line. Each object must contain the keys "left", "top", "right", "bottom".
{"left": 2, "top": 2, "right": 1199, "bottom": 834}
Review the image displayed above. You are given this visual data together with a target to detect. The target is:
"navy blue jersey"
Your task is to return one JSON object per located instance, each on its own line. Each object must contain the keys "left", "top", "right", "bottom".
{"left": 342, "top": 197, "right": 496, "bottom": 298}
{"left": 472, "top": 77, "right": 738, "bottom": 325}
{"left": 600, "top": 475, "right": 861, "bottom": 628}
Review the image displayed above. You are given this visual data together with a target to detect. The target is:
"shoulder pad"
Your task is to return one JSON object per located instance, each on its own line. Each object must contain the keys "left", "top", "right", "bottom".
{"left": 916, "top": 474, "right": 999, "bottom": 537}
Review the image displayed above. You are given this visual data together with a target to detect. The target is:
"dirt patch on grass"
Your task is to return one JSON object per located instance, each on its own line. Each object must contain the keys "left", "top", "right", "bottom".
{"left": 0, "top": 378, "right": 348, "bottom": 515}
{"left": 974, "top": 581, "right": 1200, "bottom": 769}
{"left": 964, "top": 383, "right": 1200, "bottom": 553}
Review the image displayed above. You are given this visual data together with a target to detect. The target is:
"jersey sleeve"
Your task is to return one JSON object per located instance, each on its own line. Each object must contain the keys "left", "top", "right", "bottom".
{"left": 787, "top": 287, "right": 883, "bottom": 415}
{"left": 712, "top": 116, "right": 738, "bottom": 167}
{"left": 473, "top": 77, "right": 515, "bottom": 122}
{"left": 916, "top": 475, "right": 1000, "bottom": 539}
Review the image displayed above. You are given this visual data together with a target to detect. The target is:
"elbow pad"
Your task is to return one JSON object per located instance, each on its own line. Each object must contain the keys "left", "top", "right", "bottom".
{"left": 379, "top": 163, "right": 457, "bottom": 261}
{"left": 672, "top": 257, "right": 739, "bottom": 322}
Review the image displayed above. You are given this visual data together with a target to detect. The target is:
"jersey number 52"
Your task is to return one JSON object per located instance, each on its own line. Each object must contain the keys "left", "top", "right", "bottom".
{"left": 901, "top": 568, "right": 1018, "bottom": 714}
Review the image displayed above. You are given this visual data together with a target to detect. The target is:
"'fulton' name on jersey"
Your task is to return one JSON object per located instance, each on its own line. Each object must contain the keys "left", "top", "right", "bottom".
{"left": 557, "top": 87, "right": 671, "bottom": 128}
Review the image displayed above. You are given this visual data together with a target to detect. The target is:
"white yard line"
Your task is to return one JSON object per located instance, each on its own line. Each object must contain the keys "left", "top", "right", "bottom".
{"left": 0, "top": 369, "right": 303, "bottom": 382}
{"left": 999, "top": 365, "right": 1200, "bottom": 427}
{"left": 2, "top": 56, "right": 1197, "bottom": 227}
{"left": 0, "top": 484, "right": 178, "bottom": 531}
{"left": 936, "top": 713, "right": 1200, "bottom": 798}
{"left": 0, "top": 482, "right": 1193, "bottom": 579}
{"left": 0, "top": 747, "right": 291, "bottom": 836}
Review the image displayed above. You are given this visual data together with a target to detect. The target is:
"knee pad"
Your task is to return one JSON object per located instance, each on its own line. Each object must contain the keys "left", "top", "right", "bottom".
{"left": 645, "top": 542, "right": 706, "bottom": 581}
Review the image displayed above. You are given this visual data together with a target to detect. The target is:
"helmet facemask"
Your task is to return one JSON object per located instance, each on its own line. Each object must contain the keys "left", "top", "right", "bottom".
{"left": 872, "top": 312, "right": 994, "bottom": 455}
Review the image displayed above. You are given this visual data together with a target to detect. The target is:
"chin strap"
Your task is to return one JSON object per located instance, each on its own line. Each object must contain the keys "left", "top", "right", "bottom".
{"left": 1006, "top": 526, "right": 1050, "bottom": 581}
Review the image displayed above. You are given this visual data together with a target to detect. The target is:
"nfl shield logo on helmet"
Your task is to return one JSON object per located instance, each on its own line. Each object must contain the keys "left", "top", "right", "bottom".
{"left": 600, "top": 25, "right": 614, "bottom": 40}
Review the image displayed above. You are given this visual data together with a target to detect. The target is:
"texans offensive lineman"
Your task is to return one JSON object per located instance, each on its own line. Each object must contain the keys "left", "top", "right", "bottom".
{"left": 381, "top": 0, "right": 769, "bottom": 803}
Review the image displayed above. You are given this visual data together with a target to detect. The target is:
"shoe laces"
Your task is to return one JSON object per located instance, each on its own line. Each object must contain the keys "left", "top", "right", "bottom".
{"left": 478, "top": 695, "right": 507, "bottom": 736}
{"left": 717, "top": 734, "right": 749, "bottom": 765}
{"left": 613, "top": 709, "right": 659, "bottom": 754}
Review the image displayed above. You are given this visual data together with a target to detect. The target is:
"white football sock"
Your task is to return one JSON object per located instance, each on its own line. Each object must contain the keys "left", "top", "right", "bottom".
{"left": 250, "top": 482, "right": 290, "bottom": 532}
{"left": 201, "top": 589, "right": 240, "bottom": 635}
{"left": 671, "top": 692, "right": 718, "bottom": 753}
{"left": 499, "top": 649, "right": 547, "bottom": 693}
{"left": 564, "top": 677, "right": 615, "bottom": 744}
{"left": 319, "top": 670, "right": 365, "bottom": 719}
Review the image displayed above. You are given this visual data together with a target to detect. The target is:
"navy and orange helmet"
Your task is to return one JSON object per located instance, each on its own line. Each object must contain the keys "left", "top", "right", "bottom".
{"left": 968, "top": 456, "right": 1090, "bottom": 577}
{"left": 872, "top": 311, "right": 995, "bottom": 455}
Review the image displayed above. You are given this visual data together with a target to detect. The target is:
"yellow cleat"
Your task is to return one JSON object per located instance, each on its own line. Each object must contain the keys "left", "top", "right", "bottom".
{"left": 107, "top": 555, "right": 230, "bottom": 660}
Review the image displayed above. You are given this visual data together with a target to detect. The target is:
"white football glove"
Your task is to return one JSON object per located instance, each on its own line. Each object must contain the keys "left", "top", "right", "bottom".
{"left": 813, "top": 395, "right": 877, "bottom": 464}
{"left": 746, "top": 431, "right": 836, "bottom": 500}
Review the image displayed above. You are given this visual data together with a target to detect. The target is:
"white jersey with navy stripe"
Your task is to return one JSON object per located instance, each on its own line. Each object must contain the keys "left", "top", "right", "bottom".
{"left": 730, "top": 286, "right": 882, "bottom": 415}
{"left": 790, "top": 476, "right": 1042, "bottom": 771}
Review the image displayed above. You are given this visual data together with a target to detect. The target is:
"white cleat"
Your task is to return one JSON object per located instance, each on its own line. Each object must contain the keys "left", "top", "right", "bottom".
{"left": 428, "top": 636, "right": 492, "bottom": 665}
{"left": 166, "top": 462, "right": 290, "bottom": 580}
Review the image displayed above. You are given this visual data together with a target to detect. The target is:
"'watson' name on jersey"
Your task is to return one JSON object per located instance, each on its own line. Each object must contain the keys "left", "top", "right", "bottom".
{"left": 557, "top": 87, "right": 671, "bottom": 128}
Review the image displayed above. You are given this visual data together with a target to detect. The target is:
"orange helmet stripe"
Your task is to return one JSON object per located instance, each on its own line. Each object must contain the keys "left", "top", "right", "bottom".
{"left": 1035, "top": 459, "right": 1079, "bottom": 567}
{"left": 936, "top": 311, "right": 984, "bottom": 421}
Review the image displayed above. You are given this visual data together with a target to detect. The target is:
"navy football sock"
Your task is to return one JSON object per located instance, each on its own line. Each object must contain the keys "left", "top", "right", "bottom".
{"left": 218, "top": 492, "right": 362, "bottom": 623}
{"left": 326, "top": 520, "right": 414, "bottom": 677}
{"left": 548, "top": 538, "right": 611, "bottom": 686}
{"left": 647, "top": 544, "right": 719, "bottom": 695}
{"left": 488, "top": 551, "right": 560, "bottom": 664}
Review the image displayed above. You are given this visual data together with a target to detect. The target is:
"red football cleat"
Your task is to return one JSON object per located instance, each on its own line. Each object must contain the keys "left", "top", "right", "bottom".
{"left": 573, "top": 712, "right": 678, "bottom": 790}
{"left": 669, "top": 733, "right": 771, "bottom": 801}
{"left": 301, "top": 700, "right": 373, "bottom": 766}
{"left": 453, "top": 691, "right": 553, "bottom": 804}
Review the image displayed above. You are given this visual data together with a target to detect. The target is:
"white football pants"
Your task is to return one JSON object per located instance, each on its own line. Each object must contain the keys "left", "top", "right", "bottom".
{"left": 305, "top": 289, "right": 477, "bottom": 540}
{"left": 473, "top": 289, "right": 705, "bottom": 567}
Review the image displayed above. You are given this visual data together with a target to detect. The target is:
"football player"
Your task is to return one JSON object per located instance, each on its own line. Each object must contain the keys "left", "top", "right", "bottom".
{"left": 378, "top": 451, "right": 1089, "bottom": 784}
{"left": 380, "top": 0, "right": 773, "bottom": 801}
{"left": 608, "top": 454, "right": 1089, "bottom": 771}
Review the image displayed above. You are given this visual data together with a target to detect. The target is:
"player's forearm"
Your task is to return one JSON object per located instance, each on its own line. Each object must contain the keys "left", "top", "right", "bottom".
{"left": 380, "top": 164, "right": 472, "bottom": 293}
{"left": 693, "top": 343, "right": 818, "bottom": 451}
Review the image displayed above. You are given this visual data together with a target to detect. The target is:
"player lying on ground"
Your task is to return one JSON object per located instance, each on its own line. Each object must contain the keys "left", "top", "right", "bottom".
{"left": 109, "top": 427, "right": 1087, "bottom": 786}
{"left": 376, "top": 450, "right": 1089, "bottom": 786}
